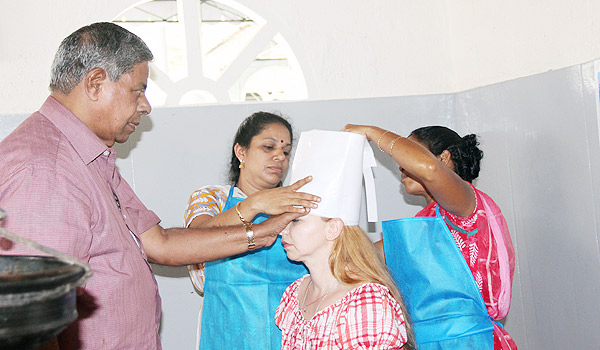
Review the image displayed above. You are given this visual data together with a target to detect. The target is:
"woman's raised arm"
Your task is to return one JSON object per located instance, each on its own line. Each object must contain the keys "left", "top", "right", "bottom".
{"left": 342, "top": 124, "right": 475, "bottom": 217}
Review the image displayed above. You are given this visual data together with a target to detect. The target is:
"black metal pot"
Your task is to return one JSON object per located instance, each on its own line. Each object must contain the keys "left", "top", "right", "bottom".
{"left": 0, "top": 255, "right": 87, "bottom": 350}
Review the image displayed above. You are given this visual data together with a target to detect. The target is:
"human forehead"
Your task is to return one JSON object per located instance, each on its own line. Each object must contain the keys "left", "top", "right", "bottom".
{"left": 251, "top": 123, "right": 292, "bottom": 145}
{"left": 294, "top": 214, "right": 326, "bottom": 224}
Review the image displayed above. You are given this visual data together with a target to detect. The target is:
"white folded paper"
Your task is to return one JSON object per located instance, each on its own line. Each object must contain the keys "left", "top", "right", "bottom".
{"left": 289, "top": 129, "right": 378, "bottom": 226}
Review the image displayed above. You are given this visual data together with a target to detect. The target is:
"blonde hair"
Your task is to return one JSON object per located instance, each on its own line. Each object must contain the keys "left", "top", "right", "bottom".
{"left": 329, "top": 225, "right": 416, "bottom": 349}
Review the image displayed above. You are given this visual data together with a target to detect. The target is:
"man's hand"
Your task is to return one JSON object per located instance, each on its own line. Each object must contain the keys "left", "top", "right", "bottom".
{"left": 252, "top": 210, "right": 310, "bottom": 247}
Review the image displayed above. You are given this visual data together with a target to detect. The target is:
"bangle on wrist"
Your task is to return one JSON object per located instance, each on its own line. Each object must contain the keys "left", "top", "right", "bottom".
{"left": 390, "top": 136, "right": 402, "bottom": 154}
{"left": 235, "top": 202, "right": 253, "bottom": 228}
{"left": 377, "top": 130, "right": 391, "bottom": 152}
{"left": 245, "top": 225, "right": 256, "bottom": 250}
{"left": 236, "top": 202, "right": 256, "bottom": 250}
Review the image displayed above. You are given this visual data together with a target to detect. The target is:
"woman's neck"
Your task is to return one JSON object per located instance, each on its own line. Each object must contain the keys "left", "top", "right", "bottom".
{"left": 423, "top": 189, "right": 435, "bottom": 204}
{"left": 236, "top": 177, "right": 261, "bottom": 196}
{"left": 305, "top": 258, "right": 337, "bottom": 292}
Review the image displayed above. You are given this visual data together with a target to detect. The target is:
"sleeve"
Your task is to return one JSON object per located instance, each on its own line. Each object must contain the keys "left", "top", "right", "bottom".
{"left": 183, "top": 185, "right": 228, "bottom": 227}
{"left": 274, "top": 287, "right": 290, "bottom": 329}
{"left": 114, "top": 168, "right": 161, "bottom": 234}
{"left": 338, "top": 285, "right": 408, "bottom": 350}
{"left": 275, "top": 278, "right": 303, "bottom": 334}
{"left": 0, "top": 165, "right": 93, "bottom": 262}
{"left": 184, "top": 185, "right": 228, "bottom": 294}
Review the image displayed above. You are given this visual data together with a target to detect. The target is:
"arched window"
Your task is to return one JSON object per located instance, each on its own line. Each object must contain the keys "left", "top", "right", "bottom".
{"left": 113, "top": 0, "right": 308, "bottom": 107}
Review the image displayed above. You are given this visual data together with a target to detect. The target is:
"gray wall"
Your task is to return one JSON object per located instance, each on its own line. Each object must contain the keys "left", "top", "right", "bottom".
{"left": 2, "top": 61, "right": 600, "bottom": 349}
{"left": 455, "top": 61, "right": 600, "bottom": 349}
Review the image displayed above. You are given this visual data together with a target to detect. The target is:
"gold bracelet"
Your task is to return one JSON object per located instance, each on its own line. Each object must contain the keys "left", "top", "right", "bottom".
{"left": 245, "top": 225, "right": 256, "bottom": 250}
{"left": 377, "top": 130, "right": 391, "bottom": 152}
{"left": 235, "top": 202, "right": 252, "bottom": 228}
{"left": 390, "top": 136, "right": 402, "bottom": 154}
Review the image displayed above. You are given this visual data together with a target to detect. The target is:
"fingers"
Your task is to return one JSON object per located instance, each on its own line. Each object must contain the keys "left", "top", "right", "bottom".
{"left": 258, "top": 209, "right": 311, "bottom": 240}
{"left": 288, "top": 176, "right": 312, "bottom": 191}
{"left": 276, "top": 209, "right": 310, "bottom": 228}
{"left": 341, "top": 124, "right": 356, "bottom": 132}
{"left": 271, "top": 197, "right": 319, "bottom": 215}
{"left": 265, "top": 197, "right": 318, "bottom": 215}
{"left": 288, "top": 199, "right": 319, "bottom": 211}
{"left": 341, "top": 124, "right": 369, "bottom": 137}
{"left": 287, "top": 176, "right": 321, "bottom": 204}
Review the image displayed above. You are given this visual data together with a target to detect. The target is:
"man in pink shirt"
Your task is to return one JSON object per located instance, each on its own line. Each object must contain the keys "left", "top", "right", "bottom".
{"left": 0, "top": 22, "right": 314, "bottom": 350}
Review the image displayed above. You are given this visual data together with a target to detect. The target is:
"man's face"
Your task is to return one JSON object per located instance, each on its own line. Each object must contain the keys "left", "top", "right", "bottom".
{"left": 94, "top": 62, "right": 151, "bottom": 147}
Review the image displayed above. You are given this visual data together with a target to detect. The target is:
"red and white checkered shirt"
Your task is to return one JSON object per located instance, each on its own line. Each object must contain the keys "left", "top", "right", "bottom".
{"left": 275, "top": 276, "right": 408, "bottom": 349}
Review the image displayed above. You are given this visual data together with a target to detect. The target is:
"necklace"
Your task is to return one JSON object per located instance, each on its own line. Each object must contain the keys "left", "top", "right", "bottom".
{"left": 300, "top": 278, "right": 337, "bottom": 314}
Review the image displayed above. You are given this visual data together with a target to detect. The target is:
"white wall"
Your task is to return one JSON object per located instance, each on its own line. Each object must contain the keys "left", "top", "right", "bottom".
{"left": 3, "top": 0, "right": 600, "bottom": 113}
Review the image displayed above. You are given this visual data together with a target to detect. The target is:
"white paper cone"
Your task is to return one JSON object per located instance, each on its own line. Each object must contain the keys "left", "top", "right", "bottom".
{"left": 289, "top": 130, "right": 378, "bottom": 225}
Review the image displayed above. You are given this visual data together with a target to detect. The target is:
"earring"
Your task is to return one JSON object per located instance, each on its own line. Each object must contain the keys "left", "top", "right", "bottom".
{"left": 239, "top": 161, "right": 245, "bottom": 169}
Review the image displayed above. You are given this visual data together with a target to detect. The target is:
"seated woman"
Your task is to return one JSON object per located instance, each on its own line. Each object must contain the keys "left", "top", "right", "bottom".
{"left": 184, "top": 112, "right": 320, "bottom": 349}
{"left": 343, "top": 124, "right": 517, "bottom": 349}
{"left": 275, "top": 130, "right": 415, "bottom": 350}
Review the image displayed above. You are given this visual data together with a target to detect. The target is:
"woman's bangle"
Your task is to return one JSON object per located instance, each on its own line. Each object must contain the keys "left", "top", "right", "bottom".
{"left": 390, "top": 136, "right": 402, "bottom": 154}
{"left": 377, "top": 130, "right": 391, "bottom": 152}
{"left": 235, "top": 202, "right": 252, "bottom": 228}
{"left": 245, "top": 225, "right": 256, "bottom": 250}
{"left": 236, "top": 203, "right": 256, "bottom": 250}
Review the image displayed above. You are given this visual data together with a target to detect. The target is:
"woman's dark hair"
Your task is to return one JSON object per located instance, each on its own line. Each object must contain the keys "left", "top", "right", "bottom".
{"left": 229, "top": 112, "right": 293, "bottom": 185}
{"left": 409, "top": 126, "right": 483, "bottom": 183}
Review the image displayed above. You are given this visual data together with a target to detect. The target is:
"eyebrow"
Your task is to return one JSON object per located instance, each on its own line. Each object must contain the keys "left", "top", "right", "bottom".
{"left": 265, "top": 137, "right": 292, "bottom": 146}
{"left": 134, "top": 82, "right": 147, "bottom": 91}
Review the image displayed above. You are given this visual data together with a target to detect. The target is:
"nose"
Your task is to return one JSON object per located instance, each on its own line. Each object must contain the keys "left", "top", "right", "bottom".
{"left": 279, "top": 222, "right": 292, "bottom": 236}
{"left": 273, "top": 148, "right": 285, "bottom": 161}
{"left": 139, "top": 94, "right": 152, "bottom": 116}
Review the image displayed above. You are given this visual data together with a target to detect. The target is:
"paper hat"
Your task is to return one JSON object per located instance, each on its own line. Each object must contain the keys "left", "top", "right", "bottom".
{"left": 289, "top": 129, "right": 378, "bottom": 226}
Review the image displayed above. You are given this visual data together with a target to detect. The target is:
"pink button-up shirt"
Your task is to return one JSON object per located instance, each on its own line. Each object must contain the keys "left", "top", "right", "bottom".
{"left": 0, "top": 97, "right": 162, "bottom": 350}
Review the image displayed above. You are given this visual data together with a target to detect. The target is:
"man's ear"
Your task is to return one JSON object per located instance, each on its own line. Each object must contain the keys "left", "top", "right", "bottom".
{"left": 84, "top": 67, "right": 108, "bottom": 101}
{"left": 234, "top": 143, "right": 246, "bottom": 164}
{"left": 325, "top": 218, "right": 344, "bottom": 241}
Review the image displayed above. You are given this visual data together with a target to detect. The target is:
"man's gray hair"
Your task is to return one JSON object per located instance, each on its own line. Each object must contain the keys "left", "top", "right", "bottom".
{"left": 49, "top": 22, "right": 154, "bottom": 94}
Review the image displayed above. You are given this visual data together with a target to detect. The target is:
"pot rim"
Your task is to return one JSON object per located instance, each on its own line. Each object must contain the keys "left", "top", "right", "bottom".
{"left": 0, "top": 255, "right": 86, "bottom": 293}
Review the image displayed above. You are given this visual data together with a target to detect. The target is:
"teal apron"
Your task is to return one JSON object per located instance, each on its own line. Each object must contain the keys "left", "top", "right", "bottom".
{"left": 200, "top": 186, "right": 308, "bottom": 349}
{"left": 382, "top": 206, "right": 495, "bottom": 349}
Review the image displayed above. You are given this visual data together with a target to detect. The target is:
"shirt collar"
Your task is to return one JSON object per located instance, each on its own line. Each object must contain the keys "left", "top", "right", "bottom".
{"left": 40, "top": 96, "right": 113, "bottom": 165}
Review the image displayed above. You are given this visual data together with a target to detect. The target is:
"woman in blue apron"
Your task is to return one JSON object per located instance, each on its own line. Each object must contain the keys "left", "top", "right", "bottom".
{"left": 183, "top": 112, "right": 319, "bottom": 349}
{"left": 342, "top": 124, "right": 517, "bottom": 350}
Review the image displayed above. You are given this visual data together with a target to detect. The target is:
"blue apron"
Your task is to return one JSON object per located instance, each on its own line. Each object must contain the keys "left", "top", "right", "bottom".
{"left": 382, "top": 206, "right": 495, "bottom": 349}
{"left": 200, "top": 186, "right": 308, "bottom": 349}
